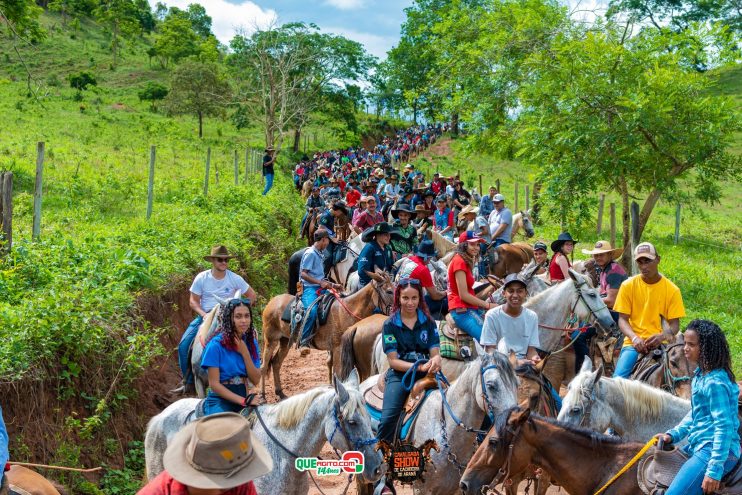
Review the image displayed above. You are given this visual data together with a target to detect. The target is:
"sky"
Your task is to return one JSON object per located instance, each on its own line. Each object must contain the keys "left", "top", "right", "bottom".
{"left": 148, "top": 0, "right": 414, "bottom": 59}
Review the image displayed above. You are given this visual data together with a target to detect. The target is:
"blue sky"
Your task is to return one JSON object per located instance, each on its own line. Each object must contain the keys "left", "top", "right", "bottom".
{"left": 150, "top": 0, "right": 414, "bottom": 59}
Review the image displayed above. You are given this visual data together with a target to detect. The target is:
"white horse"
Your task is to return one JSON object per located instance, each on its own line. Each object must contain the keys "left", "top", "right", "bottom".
{"left": 559, "top": 360, "right": 690, "bottom": 441}
{"left": 511, "top": 211, "right": 535, "bottom": 239}
{"left": 335, "top": 234, "right": 365, "bottom": 292}
{"left": 144, "top": 371, "right": 384, "bottom": 494}
{"left": 359, "top": 352, "right": 519, "bottom": 494}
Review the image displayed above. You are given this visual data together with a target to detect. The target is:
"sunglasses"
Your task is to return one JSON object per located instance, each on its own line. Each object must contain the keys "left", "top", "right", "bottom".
{"left": 227, "top": 297, "right": 251, "bottom": 307}
{"left": 214, "top": 257, "right": 230, "bottom": 263}
{"left": 397, "top": 278, "right": 421, "bottom": 287}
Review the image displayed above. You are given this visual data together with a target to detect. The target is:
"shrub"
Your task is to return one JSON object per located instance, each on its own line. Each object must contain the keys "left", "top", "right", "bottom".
{"left": 69, "top": 71, "right": 97, "bottom": 91}
{"left": 137, "top": 82, "right": 168, "bottom": 111}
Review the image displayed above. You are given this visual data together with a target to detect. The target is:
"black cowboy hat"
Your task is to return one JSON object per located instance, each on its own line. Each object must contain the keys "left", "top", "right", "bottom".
{"left": 551, "top": 232, "right": 579, "bottom": 253}
{"left": 361, "top": 222, "right": 402, "bottom": 243}
{"left": 331, "top": 201, "right": 349, "bottom": 216}
{"left": 391, "top": 203, "right": 414, "bottom": 219}
{"left": 414, "top": 239, "right": 438, "bottom": 260}
{"left": 423, "top": 189, "right": 436, "bottom": 198}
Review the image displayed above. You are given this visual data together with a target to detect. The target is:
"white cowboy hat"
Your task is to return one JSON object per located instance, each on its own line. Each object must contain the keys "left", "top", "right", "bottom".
{"left": 163, "top": 413, "right": 273, "bottom": 490}
{"left": 457, "top": 205, "right": 479, "bottom": 220}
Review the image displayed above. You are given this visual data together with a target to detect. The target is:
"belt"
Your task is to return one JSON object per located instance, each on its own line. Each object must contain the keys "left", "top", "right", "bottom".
{"left": 401, "top": 352, "right": 427, "bottom": 362}
{"left": 221, "top": 376, "right": 246, "bottom": 386}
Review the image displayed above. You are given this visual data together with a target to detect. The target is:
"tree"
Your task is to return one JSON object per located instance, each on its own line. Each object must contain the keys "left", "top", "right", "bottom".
{"left": 164, "top": 61, "right": 230, "bottom": 137}
{"left": 607, "top": 0, "right": 742, "bottom": 36}
{"left": 94, "top": 0, "right": 142, "bottom": 67}
{"left": 228, "top": 22, "right": 374, "bottom": 149}
{"left": 69, "top": 71, "right": 96, "bottom": 90}
{"left": 154, "top": 14, "right": 199, "bottom": 67}
{"left": 0, "top": 0, "right": 44, "bottom": 40}
{"left": 186, "top": 3, "right": 212, "bottom": 38}
{"left": 138, "top": 82, "right": 168, "bottom": 111}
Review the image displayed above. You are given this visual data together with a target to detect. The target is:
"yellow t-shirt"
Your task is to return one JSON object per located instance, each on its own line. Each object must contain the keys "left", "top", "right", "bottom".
{"left": 613, "top": 274, "right": 686, "bottom": 347}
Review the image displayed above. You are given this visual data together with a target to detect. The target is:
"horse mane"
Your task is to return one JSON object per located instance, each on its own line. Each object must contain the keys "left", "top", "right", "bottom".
{"left": 525, "top": 277, "right": 573, "bottom": 308}
{"left": 610, "top": 377, "right": 686, "bottom": 421}
{"left": 267, "top": 385, "right": 365, "bottom": 430}
{"left": 459, "top": 351, "right": 519, "bottom": 395}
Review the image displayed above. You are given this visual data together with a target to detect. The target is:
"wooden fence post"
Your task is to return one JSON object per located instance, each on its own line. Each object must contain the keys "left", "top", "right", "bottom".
{"left": 214, "top": 153, "right": 219, "bottom": 185}
{"left": 146, "top": 145, "right": 155, "bottom": 220}
{"left": 478, "top": 175, "right": 482, "bottom": 196}
{"left": 610, "top": 203, "right": 616, "bottom": 247}
{"left": 630, "top": 201, "right": 640, "bottom": 275}
{"left": 596, "top": 193, "right": 605, "bottom": 236}
{"left": 674, "top": 203, "right": 681, "bottom": 245}
{"left": 203, "top": 147, "right": 211, "bottom": 196}
{"left": 525, "top": 185, "right": 530, "bottom": 212}
{"left": 495, "top": 179, "right": 501, "bottom": 193}
{"left": 32, "top": 142, "right": 44, "bottom": 241}
{"left": 0, "top": 172, "right": 12, "bottom": 252}
{"left": 233, "top": 150, "right": 239, "bottom": 186}
{"left": 514, "top": 182, "right": 519, "bottom": 211}
{"left": 244, "top": 148, "right": 249, "bottom": 183}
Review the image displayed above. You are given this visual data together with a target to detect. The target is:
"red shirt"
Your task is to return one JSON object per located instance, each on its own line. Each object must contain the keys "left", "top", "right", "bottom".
{"left": 137, "top": 471, "right": 257, "bottom": 495}
{"left": 345, "top": 188, "right": 361, "bottom": 207}
{"left": 353, "top": 210, "right": 384, "bottom": 231}
{"left": 549, "top": 252, "right": 571, "bottom": 281}
{"left": 401, "top": 255, "right": 434, "bottom": 288}
{"left": 447, "top": 254, "right": 477, "bottom": 310}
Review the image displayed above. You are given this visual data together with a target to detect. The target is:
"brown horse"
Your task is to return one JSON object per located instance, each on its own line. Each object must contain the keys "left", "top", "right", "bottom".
{"left": 5, "top": 466, "right": 64, "bottom": 495}
{"left": 631, "top": 338, "right": 693, "bottom": 399}
{"left": 460, "top": 407, "right": 649, "bottom": 495}
{"left": 488, "top": 242, "right": 534, "bottom": 278}
{"left": 261, "top": 276, "right": 394, "bottom": 400}
{"left": 337, "top": 314, "right": 387, "bottom": 382}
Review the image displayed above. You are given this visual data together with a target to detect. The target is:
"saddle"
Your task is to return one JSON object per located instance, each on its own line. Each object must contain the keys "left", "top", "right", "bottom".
{"left": 631, "top": 347, "right": 665, "bottom": 382}
{"left": 638, "top": 445, "right": 742, "bottom": 495}
{"left": 280, "top": 293, "right": 336, "bottom": 346}
{"left": 364, "top": 374, "right": 441, "bottom": 441}
{"left": 438, "top": 315, "right": 476, "bottom": 361}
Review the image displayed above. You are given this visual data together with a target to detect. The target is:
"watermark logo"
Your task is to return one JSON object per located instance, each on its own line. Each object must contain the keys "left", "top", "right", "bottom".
{"left": 294, "top": 451, "right": 364, "bottom": 476}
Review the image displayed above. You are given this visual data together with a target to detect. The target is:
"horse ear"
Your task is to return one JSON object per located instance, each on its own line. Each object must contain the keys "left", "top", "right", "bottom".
{"left": 534, "top": 355, "right": 548, "bottom": 373}
{"left": 591, "top": 364, "right": 603, "bottom": 387}
{"left": 509, "top": 351, "right": 518, "bottom": 369}
{"left": 568, "top": 268, "right": 580, "bottom": 282}
{"left": 344, "top": 368, "right": 360, "bottom": 389}
{"left": 580, "top": 358, "right": 593, "bottom": 374}
{"left": 333, "top": 373, "right": 350, "bottom": 404}
{"left": 510, "top": 407, "right": 532, "bottom": 425}
{"left": 527, "top": 394, "right": 540, "bottom": 411}
{"left": 676, "top": 332, "right": 684, "bottom": 344}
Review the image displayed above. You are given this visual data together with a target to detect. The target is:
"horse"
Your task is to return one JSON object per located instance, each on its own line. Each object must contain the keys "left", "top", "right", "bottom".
{"left": 144, "top": 371, "right": 384, "bottom": 494}
{"left": 301, "top": 180, "right": 313, "bottom": 199}
{"left": 460, "top": 406, "right": 656, "bottom": 495}
{"left": 5, "top": 466, "right": 65, "bottom": 495}
{"left": 630, "top": 337, "right": 693, "bottom": 399}
{"left": 261, "top": 276, "right": 394, "bottom": 400}
{"left": 302, "top": 208, "right": 322, "bottom": 247}
{"left": 357, "top": 352, "right": 519, "bottom": 495}
{"left": 486, "top": 242, "right": 534, "bottom": 278}
{"left": 288, "top": 235, "right": 364, "bottom": 296}
{"left": 511, "top": 211, "right": 535, "bottom": 240}
{"left": 558, "top": 359, "right": 690, "bottom": 441}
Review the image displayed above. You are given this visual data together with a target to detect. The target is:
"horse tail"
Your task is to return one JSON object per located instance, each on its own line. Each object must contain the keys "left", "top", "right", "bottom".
{"left": 339, "top": 327, "right": 358, "bottom": 381}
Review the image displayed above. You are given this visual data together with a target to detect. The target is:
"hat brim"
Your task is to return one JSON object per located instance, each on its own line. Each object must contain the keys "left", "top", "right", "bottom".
{"left": 163, "top": 421, "right": 274, "bottom": 490}
{"left": 204, "top": 255, "right": 238, "bottom": 261}
{"left": 581, "top": 247, "right": 624, "bottom": 260}
{"left": 634, "top": 253, "right": 657, "bottom": 261}
{"left": 463, "top": 238, "right": 486, "bottom": 244}
{"left": 414, "top": 209, "right": 433, "bottom": 216}
{"left": 550, "top": 239, "right": 578, "bottom": 252}
{"left": 391, "top": 208, "right": 413, "bottom": 219}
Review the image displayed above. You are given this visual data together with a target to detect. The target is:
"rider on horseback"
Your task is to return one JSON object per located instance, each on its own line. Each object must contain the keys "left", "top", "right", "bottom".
{"left": 357, "top": 223, "right": 399, "bottom": 291}
{"left": 301, "top": 187, "right": 325, "bottom": 234}
{"left": 396, "top": 240, "right": 448, "bottom": 319}
{"left": 173, "top": 246, "right": 256, "bottom": 395}
{"left": 487, "top": 193, "right": 512, "bottom": 248}
{"left": 613, "top": 242, "right": 686, "bottom": 378}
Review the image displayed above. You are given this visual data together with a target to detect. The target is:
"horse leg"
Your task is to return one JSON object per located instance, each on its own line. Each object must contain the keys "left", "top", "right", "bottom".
{"left": 261, "top": 335, "right": 280, "bottom": 401}
{"left": 271, "top": 337, "right": 291, "bottom": 400}
{"left": 327, "top": 347, "right": 334, "bottom": 384}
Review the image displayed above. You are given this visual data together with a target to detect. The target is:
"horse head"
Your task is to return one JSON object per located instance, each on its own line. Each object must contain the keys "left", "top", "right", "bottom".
{"left": 568, "top": 268, "right": 617, "bottom": 333}
{"left": 519, "top": 211, "right": 535, "bottom": 238}
{"left": 328, "top": 372, "right": 385, "bottom": 484}
{"left": 664, "top": 336, "right": 692, "bottom": 399}
{"left": 558, "top": 360, "right": 611, "bottom": 432}
{"left": 477, "top": 352, "right": 519, "bottom": 418}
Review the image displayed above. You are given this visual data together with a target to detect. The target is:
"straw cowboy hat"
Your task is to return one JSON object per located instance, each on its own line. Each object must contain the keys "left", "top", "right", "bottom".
{"left": 413, "top": 204, "right": 433, "bottom": 216}
{"left": 163, "top": 413, "right": 273, "bottom": 490}
{"left": 581, "top": 240, "right": 624, "bottom": 260}
{"left": 457, "top": 205, "right": 479, "bottom": 220}
{"left": 204, "top": 245, "right": 238, "bottom": 262}
{"left": 373, "top": 168, "right": 385, "bottom": 178}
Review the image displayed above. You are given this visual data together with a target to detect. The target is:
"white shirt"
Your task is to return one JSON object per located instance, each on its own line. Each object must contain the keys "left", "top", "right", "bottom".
{"left": 480, "top": 306, "right": 540, "bottom": 359}
{"left": 190, "top": 269, "right": 250, "bottom": 312}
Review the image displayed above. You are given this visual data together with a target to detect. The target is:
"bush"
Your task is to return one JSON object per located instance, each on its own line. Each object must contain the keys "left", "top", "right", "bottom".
{"left": 69, "top": 71, "right": 97, "bottom": 91}
{"left": 137, "top": 82, "right": 168, "bottom": 111}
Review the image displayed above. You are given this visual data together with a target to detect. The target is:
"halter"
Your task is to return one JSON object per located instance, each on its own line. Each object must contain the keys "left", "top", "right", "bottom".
{"left": 576, "top": 384, "right": 599, "bottom": 428}
{"left": 538, "top": 277, "right": 610, "bottom": 345}
{"left": 661, "top": 342, "right": 692, "bottom": 396}
{"left": 328, "top": 401, "right": 379, "bottom": 455}
{"left": 480, "top": 412, "right": 525, "bottom": 495}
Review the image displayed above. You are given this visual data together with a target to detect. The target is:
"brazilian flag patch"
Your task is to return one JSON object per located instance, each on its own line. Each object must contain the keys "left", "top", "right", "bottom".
{"left": 384, "top": 335, "right": 397, "bottom": 344}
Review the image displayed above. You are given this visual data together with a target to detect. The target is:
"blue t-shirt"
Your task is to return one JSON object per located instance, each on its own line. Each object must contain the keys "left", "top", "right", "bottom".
{"left": 201, "top": 333, "right": 247, "bottom": 382}
{"left": 300, "top": 247, "right": 325, "bottom": 289}
{"left": 357, "top": 241, "right": 392, "bottom": 288}
{"left": 0, "top": 405, "right": 8, "bottom": 468}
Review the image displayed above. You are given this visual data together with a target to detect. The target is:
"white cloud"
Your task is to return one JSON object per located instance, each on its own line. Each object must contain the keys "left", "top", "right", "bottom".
{"left": 149, "top": 0, "right": 277, "bottom": 44}
{"left": 323, "top": 0, "right": 365, "bottom": 10}
{"left": 324, "top": 26, "right": 392, "bottom": 59}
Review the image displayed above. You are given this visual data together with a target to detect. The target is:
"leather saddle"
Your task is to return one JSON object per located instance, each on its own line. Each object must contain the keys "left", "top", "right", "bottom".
{"left": 281, "top": 293, "right": 336, "bottom": 346}
{"left": 438, "top": 314, "right": 477, "bottom": 361}
{"left": 364, "top": 373, "right": 442, "bottom": 441}
{"left": 631, "top": 347, "right": 666, "bottom": 382}
{"left": 638, "top": 445, "right": 742, "bottom": 495}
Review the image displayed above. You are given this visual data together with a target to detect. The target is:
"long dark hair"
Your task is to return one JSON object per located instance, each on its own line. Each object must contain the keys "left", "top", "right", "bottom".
{"left": 391, "top": 280, "right": 432, "bottom": 322}
{"left": 210, "top": 300, "right": 259, "bottom": 364}
{"left": 686, "top": 319, "right": 735, "bottom": 382}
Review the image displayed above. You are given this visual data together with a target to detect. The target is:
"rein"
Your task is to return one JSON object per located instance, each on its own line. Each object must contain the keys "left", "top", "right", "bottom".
{"left": 592, "top": 437, "right": 657, "bottom": 495}
{"left": 327, "top": 287, "right": 364, "bottom": 320}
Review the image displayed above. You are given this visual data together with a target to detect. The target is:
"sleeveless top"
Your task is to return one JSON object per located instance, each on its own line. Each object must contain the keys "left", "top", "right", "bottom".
{"left": 549, "top": 252, "right": 571, "bottom": 281}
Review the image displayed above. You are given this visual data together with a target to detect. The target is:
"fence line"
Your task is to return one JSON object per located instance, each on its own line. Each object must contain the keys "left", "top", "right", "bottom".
{"left": 0, "top": 171, "right": 12, "bottom": 253}
{"left": 32, "top": 142, "right": 44, "bottom": 241}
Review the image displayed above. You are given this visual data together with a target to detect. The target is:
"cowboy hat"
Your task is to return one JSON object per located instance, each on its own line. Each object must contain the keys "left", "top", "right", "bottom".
{"left": 331, "top": 201, "right": 349, "bottom": 217}
{"left": 361, "top": 222, "right": 402, "bottom": 243}
{"left": 413, "top": 204, "right": 433, "bottom": 216}
{"left": 458, "top": 205, "right": 479, "bottom": 220}
{"left": 414, "top": 239, "right": 438, "bottom": 260}
{"left": 163, "top": 413, "right": 273, "bottom": 490}
{"left": 204, "top": 245, "right": 238, "bottom": 262}
{"left": 581, "top": 240, "right": 624, "bottom": 260}
{"left": 551, "top": 232, "right": 578, "bottom": 253}
{"left": 373, "top": 168, "right": 384, "bottom": 178}
{"left": 391, "top": 203, "right": 414, "bottom": 219}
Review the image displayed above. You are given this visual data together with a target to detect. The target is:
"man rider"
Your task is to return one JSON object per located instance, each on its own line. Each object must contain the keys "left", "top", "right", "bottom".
{"left": 172, "top": 246, "right": 257, "bottom": 395}
{"left": 487, "top": 193, "right": 513, "bottom": 247}
{"left": 301, "top": 186, "right": 325, "bottom": 234}
{"left": 581, "top": 240, "right": 627, "bottom": 322}
{"left": 357, "top": 222, "right": 398, "bottom": 289}
{"left": 395, "top": 240, "right": 448, "bottom": 318}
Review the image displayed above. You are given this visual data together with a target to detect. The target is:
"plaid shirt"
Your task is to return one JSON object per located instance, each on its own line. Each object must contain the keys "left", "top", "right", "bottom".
{"left": 667, "top": 368, "right": 741, "bottom": 480}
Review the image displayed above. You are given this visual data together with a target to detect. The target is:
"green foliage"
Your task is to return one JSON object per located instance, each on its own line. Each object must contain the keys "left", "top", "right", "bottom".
{"left": 100, "top": 441, "right": 146, "bottom": 495}
{"left": 153, "top": 14, "right": 199, "bottom": 67}
{"left": 137, "top": 81, "right": 168, "bottom": 110}
{"left": 0, "top": 0, "right": 45, "bottom": 40}
{"left": 69, "top": 70, "right": 97, "bottom": 90}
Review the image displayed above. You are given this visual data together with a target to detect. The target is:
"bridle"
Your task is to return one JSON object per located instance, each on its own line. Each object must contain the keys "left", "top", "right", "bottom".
{"left": 661, "top": 343, "right": 692, "bottom": 395}
{"left": 480, "top": 410, "right": 525, "bottom": 495}
{"left": 371, "top": 279, "right": 394, "bottom": 315}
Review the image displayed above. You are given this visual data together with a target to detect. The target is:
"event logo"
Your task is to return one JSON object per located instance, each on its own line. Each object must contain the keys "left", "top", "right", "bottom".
{"left": 294, "top": 451, "right": 364, "bottom": 476}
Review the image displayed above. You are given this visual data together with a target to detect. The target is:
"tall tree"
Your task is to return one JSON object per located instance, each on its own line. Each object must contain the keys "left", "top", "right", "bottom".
{"left": 94, "top": 0, "right": 141, "bottom": 67}
{"left": 154, "top": 14, "right": 199, "bottom": 67}
{"left": 164, "top": 60, "right": 231, "bottom": 137}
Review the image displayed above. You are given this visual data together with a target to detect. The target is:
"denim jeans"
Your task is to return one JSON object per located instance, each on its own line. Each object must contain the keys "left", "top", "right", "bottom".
{"left": 178, "top": 315, "right": 204, "bottom": 384}
{"left": 613, "top": 345, "right": 641, "bottom": 378}
{"left": 666, "top": 447, "right": 738, "bottom": 495}
{"left": 494, "top": 238, "right": 509, "bottom": 248}
{"left": 203, "top": 383, "right": 247, "bottom": 416}
{"left": 300, "top": 287, "right": 324, "bottom": 346}
{"left": 450, "top": 308, "right": 485, "bottom": 341}
{"left": 262, "top": 173, "right": 274, "bottom": 195}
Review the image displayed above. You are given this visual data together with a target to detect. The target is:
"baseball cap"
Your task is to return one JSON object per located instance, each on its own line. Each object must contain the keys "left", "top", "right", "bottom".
{"left": 502, "top": 273, "right": 528, "bottom": 290}
{"left": 493, "top": 194, "right": 505, "bottom": 202}
{"left": 533, "top": 241, "right": 548, "bottom": 252}
{"left": 458, "top": 231, "right": 485, "bottom": 244}
{"left": 634, "top": 242, "right": 658, "bottom": 261}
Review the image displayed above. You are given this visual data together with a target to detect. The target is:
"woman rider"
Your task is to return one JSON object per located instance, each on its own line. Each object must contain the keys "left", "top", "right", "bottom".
{"left": 447, "top": 231, "right": 497, "bottom": 341}
{"left": 433, "top": 195, "right": 455, "bottom": 241}
{"left": 657, "top": 320, "right": 740, "bottom": 495}
{"left": 390, "top": 204, "right": 417, "bottom": 261}
{"left": 549, "top": 232, "right": 577, "bottom": 282}
{"left": 201, "top": 299, "right": 262, "bottom": 415}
